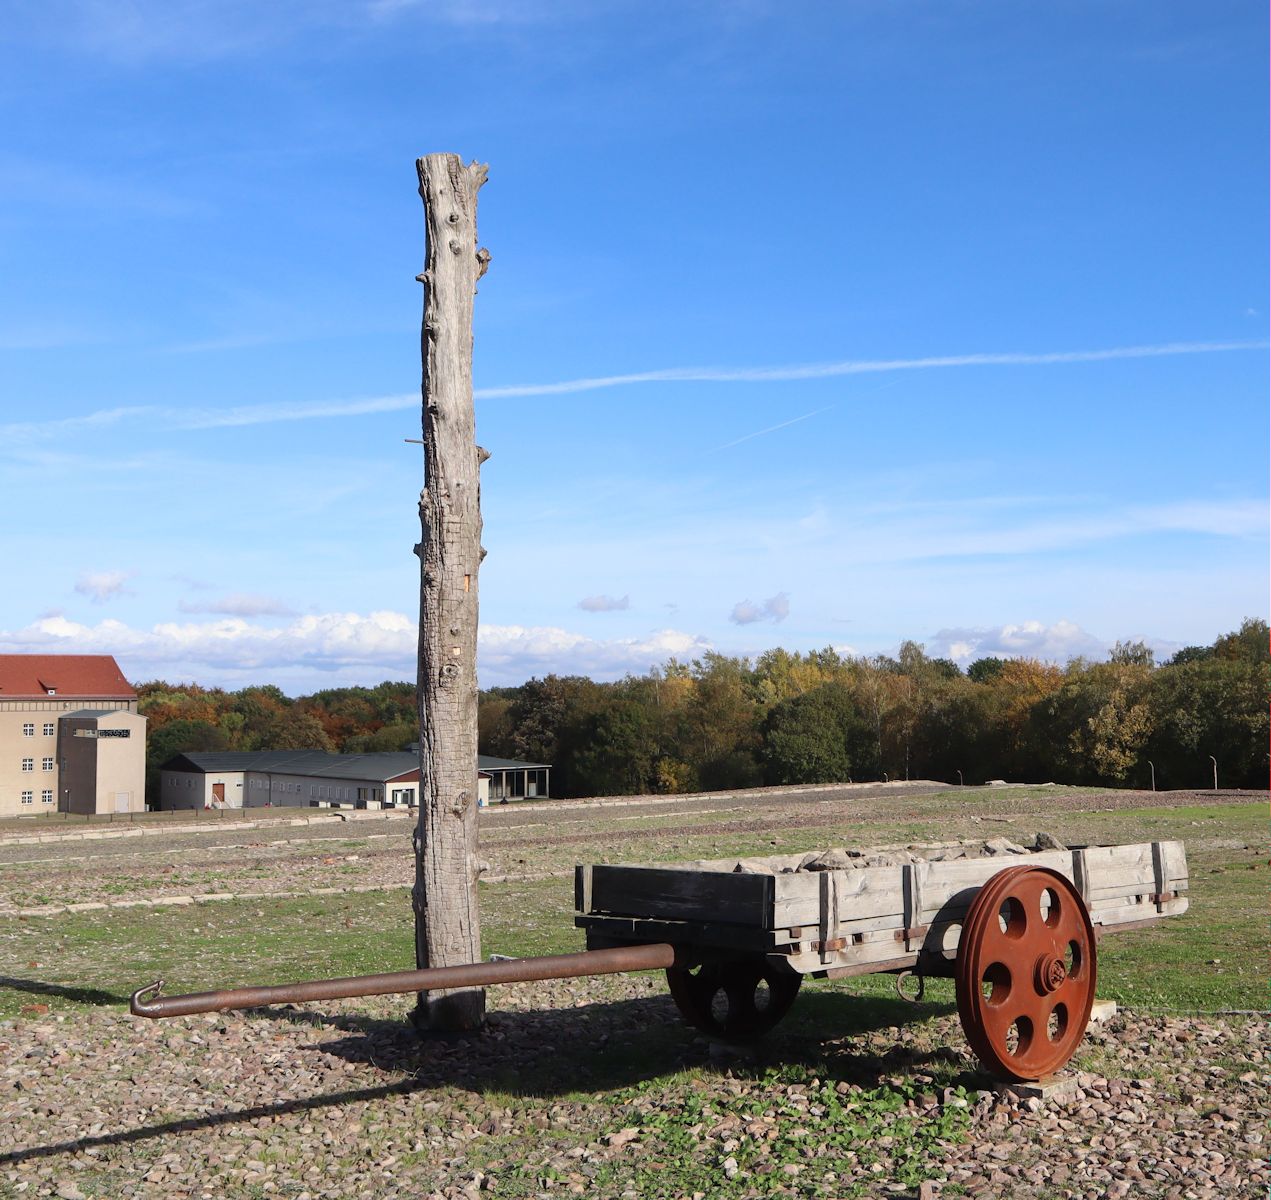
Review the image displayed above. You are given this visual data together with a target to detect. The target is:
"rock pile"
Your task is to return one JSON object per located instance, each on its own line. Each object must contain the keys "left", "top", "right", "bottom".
{"left": 731, "top": 831, "right": 1069, "bottom": 873}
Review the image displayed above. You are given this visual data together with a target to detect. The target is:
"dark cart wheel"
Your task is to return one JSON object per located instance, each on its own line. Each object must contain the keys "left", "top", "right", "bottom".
{"left": 666, "top": 958, "right": 802, "bottom": 1042}
{"left": 955, "top": 865, "right": 1097, "bottom": 1082}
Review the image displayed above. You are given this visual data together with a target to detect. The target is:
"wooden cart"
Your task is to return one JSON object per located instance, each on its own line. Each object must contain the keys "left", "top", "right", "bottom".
{"left": 575, "top": 840, "right": 1188, "bottom": 1081}
{"left": 131, "top": 837, "right": 1188, "bottom": 1085}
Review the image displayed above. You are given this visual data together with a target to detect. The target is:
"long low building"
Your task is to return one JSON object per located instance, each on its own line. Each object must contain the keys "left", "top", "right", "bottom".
{"left": 159, "top": 750, "right": 550, "bottom": 810}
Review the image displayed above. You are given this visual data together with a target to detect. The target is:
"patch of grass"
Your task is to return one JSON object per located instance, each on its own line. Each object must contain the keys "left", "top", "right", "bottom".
{"left": 479, "top": 1067, "right": 972, "bottom": 1198}
{"left": 1095, "top": 858, "right": 1268, "bottom": 1012}
{"left": 0, "top": 803, "right": 1262, "bottom": 1025}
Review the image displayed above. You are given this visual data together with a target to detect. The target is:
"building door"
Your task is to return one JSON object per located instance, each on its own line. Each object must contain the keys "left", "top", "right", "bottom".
{"left": 212, "top": 783, "right": 225, "bottom": 807}
{"left": 114, "top": 791, "right": 130, "bottom": 813}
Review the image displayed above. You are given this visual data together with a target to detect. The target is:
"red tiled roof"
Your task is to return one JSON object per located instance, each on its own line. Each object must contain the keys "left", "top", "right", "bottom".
{"left": 0, "top": 655, "right": 136, "bottom": 699}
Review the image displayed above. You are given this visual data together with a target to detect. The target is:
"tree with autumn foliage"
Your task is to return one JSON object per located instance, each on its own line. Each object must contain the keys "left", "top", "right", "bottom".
{"left": 133, "top": 618, "right": 1268, "bottom": 804}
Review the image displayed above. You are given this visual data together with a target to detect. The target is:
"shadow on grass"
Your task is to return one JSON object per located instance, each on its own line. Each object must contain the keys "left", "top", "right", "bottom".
{"left": 0, "top": 974, "right": 127, "bottom": 1007}
{"left": 0, "top": 986, "right": 965, "bottom": 1166}
{"left": 253, "top": 982, "right": 961, "bottom": 1091}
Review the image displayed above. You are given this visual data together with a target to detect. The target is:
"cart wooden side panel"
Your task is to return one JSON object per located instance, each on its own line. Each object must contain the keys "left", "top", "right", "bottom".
{"left": 575, "top": 840, "right": 1188, "bottom": 976}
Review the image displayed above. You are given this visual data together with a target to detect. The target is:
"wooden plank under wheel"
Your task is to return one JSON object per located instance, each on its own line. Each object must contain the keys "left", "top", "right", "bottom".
{"left": 666, "top": 958, "right": 802, "bottom": 1042}
{"left": 955, "top": 865, "right": 1097, "bottom": 1082}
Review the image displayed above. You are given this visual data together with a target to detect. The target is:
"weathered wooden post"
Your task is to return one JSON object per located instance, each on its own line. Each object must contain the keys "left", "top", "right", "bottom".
{"left": 412, "top": 153, "right": 491, "bottom": 1032}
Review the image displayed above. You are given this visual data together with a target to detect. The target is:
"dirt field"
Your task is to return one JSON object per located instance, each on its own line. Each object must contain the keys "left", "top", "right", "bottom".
{"left": 0, "top": 783, "right": 1266, "bottom": 1199}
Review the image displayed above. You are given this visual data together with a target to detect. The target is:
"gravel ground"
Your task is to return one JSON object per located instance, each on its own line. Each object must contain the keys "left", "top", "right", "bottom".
{"left": 0, "top": 974, "right": 1265, "bottom": 1199}
{"left": 0, "top": 785, "right": 1265, "bottom": 1198}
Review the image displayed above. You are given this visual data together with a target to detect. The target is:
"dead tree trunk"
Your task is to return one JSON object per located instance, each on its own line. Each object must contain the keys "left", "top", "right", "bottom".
{"left": 412, "top": 153, "right": 491, "bottom": 1032}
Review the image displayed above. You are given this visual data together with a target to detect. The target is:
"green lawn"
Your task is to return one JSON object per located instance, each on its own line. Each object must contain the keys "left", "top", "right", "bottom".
{"left": 0, "top": 802, "right": 1262, "bottom": 1021}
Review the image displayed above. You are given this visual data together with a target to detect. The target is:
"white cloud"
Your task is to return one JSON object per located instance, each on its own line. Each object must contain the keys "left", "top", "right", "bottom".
{"left": 172, "top": 574, "right": 214, "bottom": 591}
{"left": 730, "top": 592, "right": 790, "bottom": 625}
{"left": 0, "top": 612, "right": 712, "bottom": 689}
{"left": 73, "top": 570, "right": 131, "bottom": 604}
{"left": 578, "top": 593, "right": 630, "bottom": 612}
{"left": 481, "top": 624, "right": 711, "bottom": 680}
{"left": 179, "top": 593, "right": 298, "bottom": 617}
{"left": 927, "top": 619, "right": 1107, "bottom": 665}
{"left": 928, "top": 620, "right": 1189, "bottom": 668}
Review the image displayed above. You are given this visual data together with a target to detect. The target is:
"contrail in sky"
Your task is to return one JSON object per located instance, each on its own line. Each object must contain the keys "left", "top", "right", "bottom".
{"left": 473, "top": 340, "right": 1266, "bottom": 398}
{"left": 711, "top": 407, "right": 835, "bottom": 451}
{"left": 3, "top": 339, "right": 1264, "bottom": 439}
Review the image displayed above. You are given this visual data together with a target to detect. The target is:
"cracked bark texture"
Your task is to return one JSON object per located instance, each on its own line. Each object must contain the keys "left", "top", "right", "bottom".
{"left": 412, "top": 153, "right": 489, "bottom": 1032}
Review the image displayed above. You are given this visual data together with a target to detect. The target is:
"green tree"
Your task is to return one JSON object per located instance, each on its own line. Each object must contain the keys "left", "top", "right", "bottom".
{"left": 253, "top": 707, "right": 335, "bottom": 752}
{"left": 1213, "top": 617, "right": 1270, "bottom": 664}
{"left": 495, "top": 675, "right": 604, "bottom": 797}
{"left": 762, "top": 682, "right": 877, "bottom": 784}
{"left": 967, "top": 657, "right": 1005, "bottom": 684}
{"left": 1144, "top": 655, "right": 1269, "bottom": 789}
{"left": 144, "top": 718, "right": 229, "bottom": 805}
{"left": 1166, "top": 645, "right": 1212, "bottom": 666}
{"left": 1034, "top": 661, "right": 1153, "bottom": 784}
{"left": 343, "top": 721, "right": 415, "bottom": 753}
{"left": 1109, "top": 640, "right": 1155, "bottom": 668}
{"left": 571, "top": 683, "right": 661, "bottom": 796}
{"left": 685, "top": 654, "right": 763, "bottom": 790}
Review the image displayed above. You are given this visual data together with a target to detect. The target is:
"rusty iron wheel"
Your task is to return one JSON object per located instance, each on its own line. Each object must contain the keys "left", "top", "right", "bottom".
{"left": 955, "top": 865, "right": 1097, "bottom": 1082}
{"left": 665, "top": 958, "right": 802, "bottom": 1042}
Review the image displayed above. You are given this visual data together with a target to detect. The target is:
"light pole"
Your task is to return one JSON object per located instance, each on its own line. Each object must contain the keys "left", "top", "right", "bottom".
{"left": 1147, "top": 760, "right": 1155, "bottom": 792}
{"left": 956, "top": 769, "right": 964, "bottom": 787}
{"left": 1208, "top": 755, "right": 1218, "bottom": 791}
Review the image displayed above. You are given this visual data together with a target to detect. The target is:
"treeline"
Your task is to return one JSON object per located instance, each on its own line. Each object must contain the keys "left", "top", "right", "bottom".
{"left": 137, "top": 618, "right": 1268, "bottom": 802}
{"left": 479, "top": 619, "right": 1269, "bottom": 796}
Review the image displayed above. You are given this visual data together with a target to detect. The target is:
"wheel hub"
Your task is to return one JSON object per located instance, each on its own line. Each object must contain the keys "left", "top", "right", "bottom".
{"left": 1034, "top": 953, "right": 1067, "bottom": 994}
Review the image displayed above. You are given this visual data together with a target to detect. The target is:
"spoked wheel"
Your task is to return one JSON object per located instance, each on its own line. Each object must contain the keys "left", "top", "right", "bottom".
{"left": 666, "top": 958, "right": 802, "bottom": 1042}
{"left": 955, "top": 865, "right": 1097, "bottom": 1082}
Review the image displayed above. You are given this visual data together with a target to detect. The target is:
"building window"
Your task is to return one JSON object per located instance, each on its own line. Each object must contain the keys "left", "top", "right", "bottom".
{"left": 41, "top": 790, "right": 52, "bottom": 804}
{"left": 21, "top": 758, "right": 33, "bottom": 772}
{"left": 22, "top": 723, "right": 34, "bottom": 736}
{"left": 42, "top": 758, "right": 54, "bottom": 772}
{"left": 43, "top": 723, "right": 55, "bottom": 736}
{"left": 20, "top": 791, "right": 33, "bottom": 805}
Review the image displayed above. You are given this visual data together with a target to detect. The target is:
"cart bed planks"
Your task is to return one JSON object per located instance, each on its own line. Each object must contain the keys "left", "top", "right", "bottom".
{"left": 575, "top": 839, "right": 1188, "bottom": 977}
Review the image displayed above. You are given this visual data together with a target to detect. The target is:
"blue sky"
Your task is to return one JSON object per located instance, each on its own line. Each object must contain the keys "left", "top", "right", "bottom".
{"left": 1, "top": 0, "right": 1265, "bottom": 691}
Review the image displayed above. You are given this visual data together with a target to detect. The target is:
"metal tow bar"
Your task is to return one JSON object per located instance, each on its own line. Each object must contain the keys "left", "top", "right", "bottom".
{"left": 130, "top": 942, "right": 681, "bottom": 1020}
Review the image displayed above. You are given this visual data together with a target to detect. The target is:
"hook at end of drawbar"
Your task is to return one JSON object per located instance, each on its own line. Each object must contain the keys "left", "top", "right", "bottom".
{"left": 130, "top": 979, "right": 166, "bottom": 1017}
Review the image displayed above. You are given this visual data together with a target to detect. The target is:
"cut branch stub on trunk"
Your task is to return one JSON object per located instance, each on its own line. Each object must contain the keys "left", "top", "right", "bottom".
{"left": 412, "top": 153, "right": 490, "bottom": 1033}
